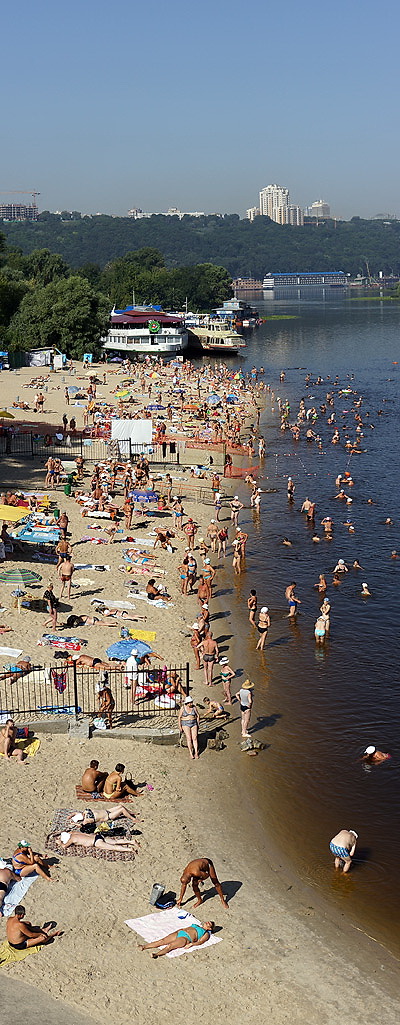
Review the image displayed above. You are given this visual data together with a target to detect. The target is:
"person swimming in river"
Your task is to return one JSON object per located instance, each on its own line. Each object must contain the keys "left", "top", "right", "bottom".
{"left": 361, "top": 745, "right": 390, "bottom": 764}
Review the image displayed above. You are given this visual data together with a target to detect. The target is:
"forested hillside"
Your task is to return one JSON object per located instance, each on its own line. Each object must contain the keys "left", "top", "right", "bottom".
{"left": 2, "top": 214, "right": 400, "bottom": 278}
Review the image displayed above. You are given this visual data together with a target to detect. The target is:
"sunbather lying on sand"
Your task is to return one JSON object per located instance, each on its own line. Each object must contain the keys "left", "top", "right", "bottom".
{"left": 53, "top": 830, "right": 139, "bottom": 853}
{"left": 67, "top": 804, "right": 140, "bottom": 826}
{"left": 139, "top": 921, "right": 215, "bottom": 957}
{"left": 0, "top": 861, "right": 19, "bottom": 915}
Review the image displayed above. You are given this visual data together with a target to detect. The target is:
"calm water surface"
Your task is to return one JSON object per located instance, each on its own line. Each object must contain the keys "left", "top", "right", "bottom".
{"left": 203, "top": 294, "right": 400, "bottom": 957}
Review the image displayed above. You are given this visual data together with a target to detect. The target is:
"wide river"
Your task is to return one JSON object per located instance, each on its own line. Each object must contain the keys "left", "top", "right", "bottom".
{"left": 200, "top": 291, "right": 400, "bottom": 958}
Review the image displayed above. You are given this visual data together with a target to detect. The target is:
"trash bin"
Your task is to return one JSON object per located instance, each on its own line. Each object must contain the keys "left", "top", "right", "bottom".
{"left": 54, "top": 508, "right": 60, "bottom": 519}
{"left": 64, "top": 484, "right": 71, "bottom": 496}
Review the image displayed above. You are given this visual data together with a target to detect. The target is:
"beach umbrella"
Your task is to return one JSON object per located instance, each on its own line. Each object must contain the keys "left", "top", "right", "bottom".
{"left": 129, "top": 489, "right": 158, "bottom": 502}
{"left": 67, "top": 386, "right": 80, "bottom": 394}
{"left": 106, "top": 639, "right": 152, "bottom": 660}
{"left": 0, "top": 411, "right": 15, "bottom": 419}
{"left": 0, "top": 505, "right": 28, "bottom": 522}
{"left": 147, "top": 404, "right": 165, "bottom": 411}
{"left": 226, "top": 394, "right": 240, "bottom": 404}
{"left": 205, "top": 394, "right": 222, "bottom": 406}
{"left": 0, "top": 568, "right": 42, "bottom": 586}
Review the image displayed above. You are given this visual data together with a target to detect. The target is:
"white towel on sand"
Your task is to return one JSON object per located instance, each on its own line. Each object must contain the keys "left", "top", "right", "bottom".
{"left": 127, "top": 592, "right": 173, "bottom": 609}
{"left": 2, "top": 873, "right": 36, "bottom": 916}
{"left": 125, "top": 907, "right": 221, "bottom": 958}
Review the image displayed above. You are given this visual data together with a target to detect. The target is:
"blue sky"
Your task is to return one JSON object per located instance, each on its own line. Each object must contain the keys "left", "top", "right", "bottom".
{"left": 3, "top": 0, "right": 399, "bottom": 218}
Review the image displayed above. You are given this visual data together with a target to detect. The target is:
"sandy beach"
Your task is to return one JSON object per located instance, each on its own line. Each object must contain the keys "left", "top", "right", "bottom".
{"left": 0, "top": 362, "right": 399, "bottom": 1024}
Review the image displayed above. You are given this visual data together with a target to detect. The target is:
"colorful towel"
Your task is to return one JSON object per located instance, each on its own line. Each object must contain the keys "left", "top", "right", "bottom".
{"left": 125, "top": 908, "right": 222, "bottom": 958}
{"left": 37, "top": 634, "right": 87, "bottom": 650}
{"left": 1, "top": 873, "right": 37, "bottom": 916}
{"left": 75, "top": 786, "right": 132, "bottom": 803}
{"left": 0, "top": 737, "right": 40, "bottom": 759}
{"left": 45, "top": 808, "right": 135, "bottom": 862}
{"left": 0, "top": 939, "right": 42, "bottom": 966}
{"left": 126, "top": 629, "right": 156, "bottom": 642}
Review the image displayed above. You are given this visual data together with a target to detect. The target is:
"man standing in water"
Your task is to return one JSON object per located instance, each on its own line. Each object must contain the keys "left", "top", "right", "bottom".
{"left": 285, "top": 582, "right": 301, "bottom": 618}
{"left": 329, "top": 829, "right": 358, "bottom": 872}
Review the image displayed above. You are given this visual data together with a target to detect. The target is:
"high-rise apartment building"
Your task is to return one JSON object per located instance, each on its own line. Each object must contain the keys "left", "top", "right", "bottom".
{"left": 246, "top": 206, "right": 259, "bottom": 221}
{"left": 307, "top": 200, "right": 331, "bottom": 218}
{"left": 259, "top": 184, "right": 289, "bottom": 222}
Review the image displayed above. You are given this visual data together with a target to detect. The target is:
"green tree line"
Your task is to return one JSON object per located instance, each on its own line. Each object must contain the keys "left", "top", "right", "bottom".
{"left": 2, "top": 213, "right": 400, "bottom": 278}
{"left": 0, "top": 238, "right": 232, "bottom": 358}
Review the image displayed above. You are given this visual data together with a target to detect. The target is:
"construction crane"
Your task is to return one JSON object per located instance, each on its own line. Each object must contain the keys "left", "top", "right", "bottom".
{"left": 0, "top": 190, "right": 40, "bottom": 205}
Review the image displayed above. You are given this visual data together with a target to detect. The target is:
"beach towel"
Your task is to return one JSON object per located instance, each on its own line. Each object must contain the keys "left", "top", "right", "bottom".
{"left": 125, "top": 908, "right": 221, "bottom": 958}
{"left": 80, "top": 536, "right": 108, "bottom": 544}
{"left": 129, "top": 537, "right": 156, "bottom": 547}
{"left": 45, "top": 808, "right": 135, "bottom": 862}
{"left": 127, "top": 592, "right": 173, "bottom": 609}
{"left": 74, "top": 563, "right": 110, "bottom": 571}
{"left": 0, "top": 647, "right": 23, "bottom": 661}
{"left": 75, "top": 786, "right": 133, "bottom": 803}
{"left": 91, "top": 599, "right": 137, "bottom": 610}
{"left": 32, "top": 552, "right": 58, "bottom": 563}
{"left": 126, "top": 628, "right": 156, "bottom": 642}
{"left": 37, "top": 705, "right": 81, "bottom": 715}
{"left": 0, "top": 939, "right": 42, "bottom": 966}
{"left": 1, "top": 873, "right": 37, "bottom": 916}
{"left": 0, "top": 737, "right": 40, "bottom": 759}
{"left": 37, "top": 634, "right": 87, "bottom": 650}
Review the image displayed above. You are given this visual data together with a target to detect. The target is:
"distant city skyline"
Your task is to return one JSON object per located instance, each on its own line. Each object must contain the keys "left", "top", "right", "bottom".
{"left": 2, "top": 0, "right": 400, "bottom": 221}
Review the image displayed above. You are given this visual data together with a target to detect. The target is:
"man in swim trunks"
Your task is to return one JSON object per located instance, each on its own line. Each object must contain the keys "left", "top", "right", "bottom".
{"left": 329, "top": 829, "right": 358, "bottom": 872}
{"left": 57, "top": 558, "right": 74, "bottom": 599}
{"left": 198, "top": 632, "right": 219, "bottom": 687}
{"left": 176, "top": 857, "right": 228, "bottom": 909}
{"left": 139, "top": 921, "right": 215, "bottom": 957}
{"left": 81, "top": 759, "right": 108, "bottom": 794}
{"left": 6, "top": 906, "right": 62, "bottom": 948}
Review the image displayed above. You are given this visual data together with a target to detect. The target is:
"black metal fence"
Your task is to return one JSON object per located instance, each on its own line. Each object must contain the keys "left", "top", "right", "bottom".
{"left": 0, "top": 662, "right": 190, "bottom": 722}
{"left": 0, "top": 432, "right": 181, "bottom": 465}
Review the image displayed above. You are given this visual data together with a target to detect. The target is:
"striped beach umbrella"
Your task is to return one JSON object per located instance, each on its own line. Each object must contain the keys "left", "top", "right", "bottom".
{"left": 0, "top": 568, "right": 42, "bottom": 586}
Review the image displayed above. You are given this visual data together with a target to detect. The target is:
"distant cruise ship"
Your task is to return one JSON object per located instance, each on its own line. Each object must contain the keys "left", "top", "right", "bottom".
{"left": 263, "top": 271, "right": 347, "bottom": 289}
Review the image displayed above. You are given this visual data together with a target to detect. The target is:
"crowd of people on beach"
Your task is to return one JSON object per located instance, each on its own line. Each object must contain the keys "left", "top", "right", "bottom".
{"left": 0, "top": 351, "right": 395, "bottom": 978}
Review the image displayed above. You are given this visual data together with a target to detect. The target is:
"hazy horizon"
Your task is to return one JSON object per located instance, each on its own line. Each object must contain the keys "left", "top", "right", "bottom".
{"left": 3, "top": 0, "right": 399, "bottom": 221}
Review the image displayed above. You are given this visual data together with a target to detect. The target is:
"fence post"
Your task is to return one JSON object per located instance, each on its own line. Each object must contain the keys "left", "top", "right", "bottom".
{"left": 80, "top": 433, "right": 83, "bottom": 457}
{"left": 185, "top": 661, "right": 190, "bottom": 696}
{"left": 30, "top": 432, "right": 34, "bottom": 459}
{"left": 73, "top": 659, "right": 79, "bottom": 716}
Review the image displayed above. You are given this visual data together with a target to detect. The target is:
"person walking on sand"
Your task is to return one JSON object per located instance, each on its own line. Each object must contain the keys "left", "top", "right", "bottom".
{"left": 177, "top": 857, "right": 228, "bottom": 909}
{"left": 230, "top": 496, "right": 244, "bottom": 528}
{"left": 329, "top": 829, "right": 358, "bottom": 873}
{"left": 218, "top": 656, "right": 235, "bottom": 703}
{"left": 178, "top": 697, "right": 200, "bottom": 759}
{"left": 43, "top": 582, "right": 59, "bottom": 630}
{"left": 198, "top": 631, "right": 219, "bottom": 686}
{"left": 256, "top": 607, "right": 270, "bottom": 651}
{"left": 190, "top": 622, "right": 202, "bottom": 670}
{"left": 57, "top": 558, "right": 74, "bottom": 599}
{"left": 235, "top": 679, "right": 254, "bottom": 738}
{"left": 139, "top": 921, "right": 215, "bottom": 958}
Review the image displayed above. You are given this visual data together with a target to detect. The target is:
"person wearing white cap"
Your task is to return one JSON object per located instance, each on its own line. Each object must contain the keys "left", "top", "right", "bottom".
{"left": 361, "top": 582, "right": 371, "bottom": 596}
{"left": 214, "top": 490, "right": 222, "bottom": 521}
{"left": 329, "top": 829, "right": 358, "bottom": 872}
{"left": 218, "top": 656, "right": 235, "bottom": 703}
{"left": 361, "top": 745, "right": 390, "bottom": 764}
{"left": 256, "top": 607, "right": 270, "bottom": 651}
{"left": 125, "top": 649, "right": 139, "bottom": 702}
{"left": 287, "top": 477, "right": 295, "bottom": 501}
{"left": 230, "top": 495, "right": 244, "bottom": 527}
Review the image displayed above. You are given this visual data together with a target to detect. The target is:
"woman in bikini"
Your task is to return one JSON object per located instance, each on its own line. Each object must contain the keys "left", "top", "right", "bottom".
{"left": 12, "top": 842, "right": 52, "bottom": 881}
{"left": 53, "top": 830, "right": 139, "bottom": 853}
{"left": 178, "top": 697, "right": 200, "bottom": 759}
{"left": 139, "top": 921, "right": 215, "bottom": 957}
